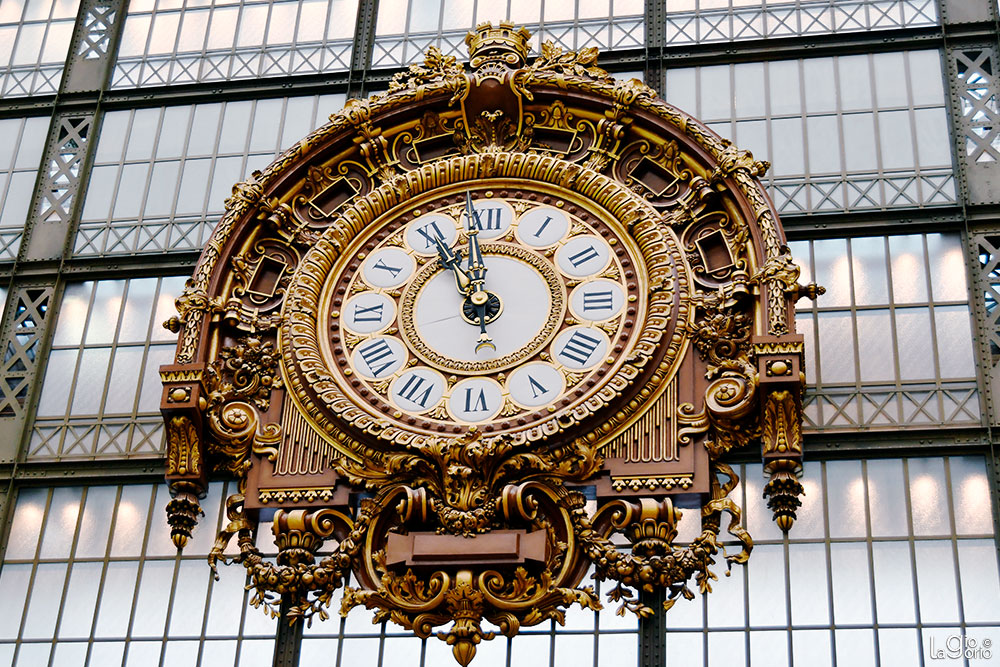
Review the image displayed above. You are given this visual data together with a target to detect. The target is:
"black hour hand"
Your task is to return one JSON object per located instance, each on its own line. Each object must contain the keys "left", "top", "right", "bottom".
{"left": 434, "top": 235, "right": 472, "bottom": 295}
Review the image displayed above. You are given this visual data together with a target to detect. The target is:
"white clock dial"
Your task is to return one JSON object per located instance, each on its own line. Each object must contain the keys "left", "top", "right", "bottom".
{"left": 569, "top": 279, "right": 626, "bottom": 322}
{"left": 363, "top": 248, "right": 415, "bottom": 288}
{"left": 352, "top": 335, "right": 408, "bottom": 379}
{"left": 406, "top": 214, "right": 458, "bottom": 255}
{"left": 551, "top": 326, "right": 609, "bottom": 370}
{"left": 414, "top": 255, "right": 551, "bottom": 363}
{"left": 507, "top": 362, "right": 565, "bottom": 408}
{"left": 555, "top": 235, "right": 611, "bottom": 277}
{"left": 390, "top": 367, "right": 447, "bottom": 413}
{"left": 516, "top": 206, "right": 569, "bottom": 247}
{"left": 448, "top": 377, "right": 504, "bottom": 422}
{"left": 466, "top": 199, "right": 514, "bottom": 240}
{"left": 343, "top": 292, "right": 396, "bottom": 334}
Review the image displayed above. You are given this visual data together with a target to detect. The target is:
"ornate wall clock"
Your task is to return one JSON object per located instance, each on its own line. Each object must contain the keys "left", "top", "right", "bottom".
{"left": 161, "top": 22, "right": 821, "bottom": 666}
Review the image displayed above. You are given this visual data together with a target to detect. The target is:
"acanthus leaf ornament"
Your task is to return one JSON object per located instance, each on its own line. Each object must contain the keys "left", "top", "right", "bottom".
{"left": 161, "top": 22, "right": 812, "bottom": 665}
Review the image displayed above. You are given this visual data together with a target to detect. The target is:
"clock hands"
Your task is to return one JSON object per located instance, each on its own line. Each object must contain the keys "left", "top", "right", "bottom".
{"left": 463, "top": 192, "right": 496, "bottom": 353}
{"left": 430, "top": 194, "right": 502, "bottom": 354}
{"left": 433, "top": 235, "right": 472, "bottom": 295}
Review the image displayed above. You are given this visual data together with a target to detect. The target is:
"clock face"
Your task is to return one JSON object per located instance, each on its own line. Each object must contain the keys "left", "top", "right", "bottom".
{"left": 319, "top": 187, "right": 646, "bottom": 435}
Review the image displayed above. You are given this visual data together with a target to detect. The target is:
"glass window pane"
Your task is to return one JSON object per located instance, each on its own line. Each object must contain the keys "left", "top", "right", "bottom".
{"left": 110, "top": 484, "right": 153, "bottom": 557}
{"left": 14, "top": 643, "right": 50, "bottom": 666}
{"left": 872, "top": 542, "right": 916, "bottom": 625}
{"left": 666, "top": 68, "right": 696, "bottom": 115}
{"left": 0, "top": 564, "right": 31, "bottom": 640}
{"left": 789, "top": 543, "right": 829, "bottom": 625}
{"left": 748, "top": 544, "right": 786, "bottom": 626}
{"left": 707, "top": 562, "right": 744, "bottom": 628}
{"left": 770, "top": 117, "right": 804, "bottom": 177}
{"left": 925, "top": 234, "right": 966, "bottom": 302}
{"left": 878, "top": 628, "right": 920, "bottom": 666}
{"left": 803, "top": 58, "right": 836, "bottom": 113}
{"left": 750, "top": 631, "right": 787, "bottom": 667}
{"left": 700, "top": 65, "right": 731, "bottom": 121}
{"left": 70, "top": 347, "right": 112, "bottom": 414}
{"left": 894, "top": 307, "right": 934, "bottom": 381}
{"left": 21, "top": 563, "right": 68, "bottom": 639}
{"left": 125, "top": 108, "right": 160, "bottom": 161}
{"left": 119, "top": 278, "right": 158, "bottom": 342}
{"left": 80, "top": 165, "right": 117, "bottom": 221}
{"left": 52, "top": 282, "right": 93, "bottom": 346}
{"left": 841, "top": 112, "right": 877, "bottom": 172}
{"left": 914, "top": 540, "right": 960, "bottom": 623}
{"left": 105, "top": 346, "right": 144, "bottom": 413}
{"left": 877, "top": 110, "right": 914, "bottom": 170}
{"left": 909, "top": 51, "right": 945, "bottom": 106}
{"left": 934, "top": 306, "right": 975, "bottom": 379}
{"left": 85, "top": 280, "right": 126, "bottom": 344}
{"left": 38, "top": 487, "right": 82, "bottom": 558}
{"left": 58, "top": 561, "right": 104, "bottom": 638}
{"left": 167, "top": 561, "right": 211, "bottom": 636}
{"left": 218, "top": 101, "right": 252, "bottom": 154}
{"left": 889, "top": 235, "right": 928, "bottom": 303}
{"left": 838, "top": 55, "right": 872, "bottom": 111}
{"left": 144, "top": 160, "right": 181, "bottom": 216}
{"left": 708, "top": 631, "right": 746, "bottom": 666}
{"left": 132, "top": 560, "right": 175, "bottom": 637}
{"left": 835, "top": 629, "right": 875, "bottom": 667}
{"left": 950, "top": 457, "right": 993, "bottom": 535}
{"left": 855, "top": 310, "right": 894, "bottom": 382}
{"left": 957, "top": 539, "right": 1000, "bottom": 623}
{"left": 5, "top": 488, "right": 48, "bottom": 559}
{"left": 769, "top": 60, "right": 801, "bottom": 115}
{"left": 187, "top": 104, "right": 223, "bottom": 155}
{"left": 206, "top": 6, "right": 238, "bottom": 49}
{"left": 866, "top": 459, "right": 907, "bottom": 537}
{"left": 75, "top": 486, "right": 117, "bottom": 558}
{"left": 812, "top": 239, "right": 851, "bottom": 306}
{"left": 806, "top": 115, "right": 841, "bottom": 174}
{"left": 909, "top": 458, "right": 950, "bottom": 535}
{"left": 733, "top": 63, "right": 765, "bottom": 117}
{"left": 817, "top": 311, "right": 856, "bottom": 384}
{"left": 830, "top": 543, "right": 872, "bottom": 625}
{"left": 36, "top": 349, "right": 78, "bottom": 417}
{"left": 826, "top": 461, "right": 866, "bottom": 537}
{"left": 873, "top": 52, "right": 908, "bottom": 108}
{"left": 914, "top": 108, "right": 951, "bottom": 167}
{"left": 665, "top": 632, "right": 702, "bottom": 666}
{"left": 155, "top": 106, "right": 192, "bottom": 160}
{"left": 174, "top": 158, "right": 211, "bottom": 214}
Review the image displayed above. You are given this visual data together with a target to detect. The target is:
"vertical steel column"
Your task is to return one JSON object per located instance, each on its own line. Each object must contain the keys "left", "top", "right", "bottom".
{"left": 638, "top": 588, "right": 666, "bottom": 667}
{"left": 644, "top": 0, "right": 665, "bottom": 95}
{"left": 273, "top": 598, "right": 307, "bottom": 667}
{"left": 348, "top": 0, "right": 382, "bottom": 99}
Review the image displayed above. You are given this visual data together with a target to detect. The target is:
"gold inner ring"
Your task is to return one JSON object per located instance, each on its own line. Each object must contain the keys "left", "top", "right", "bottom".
{"left": 398, "top": 242, "right": 565, "bottom": 375}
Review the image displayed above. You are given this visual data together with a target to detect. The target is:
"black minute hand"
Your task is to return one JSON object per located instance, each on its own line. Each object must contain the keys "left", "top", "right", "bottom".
{"left": 464, "top": 192, "right": 487, "bottom": 289}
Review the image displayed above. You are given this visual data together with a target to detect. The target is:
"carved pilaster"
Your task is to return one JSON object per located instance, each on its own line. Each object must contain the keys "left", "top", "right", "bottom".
{"left": 160, "top": 363, "right": 208, "bottom": 548}
{"left": 753, "top": 335, "right": 805, "bottom": 531}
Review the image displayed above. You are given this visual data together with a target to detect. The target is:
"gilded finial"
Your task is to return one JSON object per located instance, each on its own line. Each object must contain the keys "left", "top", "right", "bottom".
{"left": 465, "top": 22, "right": 531, "bottom": 69}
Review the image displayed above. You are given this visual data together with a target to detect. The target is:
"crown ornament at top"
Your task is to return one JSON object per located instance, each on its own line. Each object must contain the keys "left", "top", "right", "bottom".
{"left": 465, "top": 21, "right": 531, "bottom": 68}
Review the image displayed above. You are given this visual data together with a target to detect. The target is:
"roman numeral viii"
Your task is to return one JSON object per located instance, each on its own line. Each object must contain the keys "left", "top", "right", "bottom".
{"left": 358, "top": 339, "right": 396, "bottom": 377}
{"left": 558, "top": 330, "right": 601, "bottom": 366}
